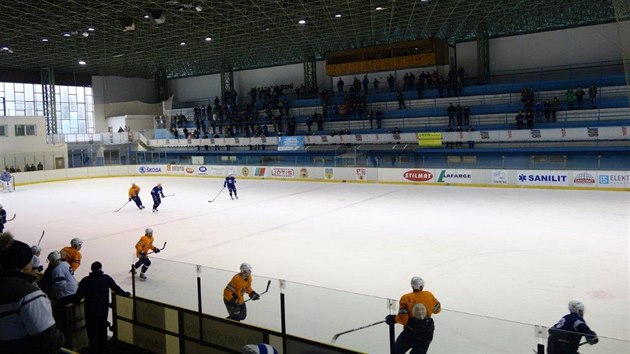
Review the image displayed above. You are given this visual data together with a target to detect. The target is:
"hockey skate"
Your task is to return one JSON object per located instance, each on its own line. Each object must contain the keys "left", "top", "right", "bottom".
{"left": 139, "top": 272, "right": 147, "bottom": 280}
{"left": 152, "top": 208, "right": 158, "bottom": 213}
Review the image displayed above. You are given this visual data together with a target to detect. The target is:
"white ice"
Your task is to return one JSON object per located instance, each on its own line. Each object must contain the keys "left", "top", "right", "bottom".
{"left": 1, "top": 177, "right": 628, "bottom": 352}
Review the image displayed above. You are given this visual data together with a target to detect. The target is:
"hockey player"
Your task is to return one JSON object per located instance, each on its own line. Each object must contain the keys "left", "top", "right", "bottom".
{"left": 547, "top": 300, "right": 598, "bottom": 354}
{"left": 128, "top": 183, "right": 145, "bottom": 210}
{"left": 0, "top": 204, "right": 6, "bottom": 233}
{"left": 151, "top": 183, "right": 166, "bottom": 212}
{"left": 60, "top": 238, "right": 83, "bottom": 273}
{"left": 132, "top": 228, "right": 160, "bottom": 280}
{"left": 224, "top": 175, "right": 238, "bottom": 200}
{"left": 0, "top": 169, "right": 12, "bottom": 192}
{"left": 242, "top": 344, "right": 278, "bottom": 354}
{"left": 223, "top": 263, "right": 260, "bottom": 321}
{"left": 31, "top": 245, "right": 43, "bottom": 273}
{"left": 385, "top": 276, "right": 441, "bottom": 354}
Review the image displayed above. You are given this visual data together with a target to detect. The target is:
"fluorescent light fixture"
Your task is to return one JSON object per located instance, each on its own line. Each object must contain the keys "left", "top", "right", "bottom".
{"left": 375, "top": 6, "right": 385, "bottom": 10}
{"left": 264, "top": 27, "right": 270, "bottom": 31}
{"left": 334, "top": 13, "right": 342, "bottom": 18}
{"left": 205, "top": 37, "right": 212, "bottom": 41}
{"left": 78, "top": 60, "right": 87, "bottom": 65}
{"left": 143, "top": 14, "right": 150, "bottom": 19}
{"left": 1, "top": 45, "right": 9, "bottom": 51}
{"left": 87, "top": 27, "right": 95, "bottom": 32}
{"left": 179, "top": 41, "right": 186, "bottom": 46}
{"left": 63, "top": 32, "right": 71, "bottom": 37}
{"left": 298, "top": 19, "right": 306, "bottom": 24}
{"left": 42, "top": 38, "right": 49, "bottom": 42}
{"left": 113, "top": 53, "right": 124, "bottom": 58}
{"left": 195, "top": 5, "right": 202, "bottom": 12}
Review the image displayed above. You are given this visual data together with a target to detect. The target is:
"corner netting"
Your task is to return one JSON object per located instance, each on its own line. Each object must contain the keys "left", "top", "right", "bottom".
{"left": 613, "top": 0, "right": 630, "bottom": 103}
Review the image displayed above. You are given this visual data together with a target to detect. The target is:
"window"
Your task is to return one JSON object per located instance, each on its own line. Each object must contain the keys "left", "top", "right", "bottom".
{"left": 0, "top": 125, "right": 7, "bottom": 137}
{"left": 14, "top": 124, "right": 36, "bottom": 136}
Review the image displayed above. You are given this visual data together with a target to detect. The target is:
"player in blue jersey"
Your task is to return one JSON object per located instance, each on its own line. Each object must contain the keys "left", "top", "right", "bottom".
{"left": 547, "top": 300, "right": 598, "bottom": 354}
{"left": 150, "top": 183, "right": 166, "bottom": 212}
{"left": 1, "top": 169, "right": 13, "bottom": 192}
{"left": 224, "top": 175, "right": 238, "bottom": 200}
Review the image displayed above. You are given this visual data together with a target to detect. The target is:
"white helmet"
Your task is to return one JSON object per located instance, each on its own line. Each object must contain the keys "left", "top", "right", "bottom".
{"left": 31, "top": 245, "right": 41, "bottom": 254}
{"left": 411, "top": 276, "right": 424, "bottom": 290}
{"left": 145, "top": 228, "right": 153, "bottom": 235}
{"left": 568, "top": 300, "right": 585, "bottom": 316}
{"left": 242, "top": 344, "right": 278, "bottom": 354}
{"left": 71, "top": 238, "right": 83, "bottom": 247}
{"left": 0, "top": 204, "right": 3, "bottom": 209}
{"left": 47, "top": 251, "right": 61, "bottom": 262}
{"left": 411, "top": 303, "right": 428, "bottom": 319}
{"left": 240, "top": 263, "right": 252, "bottom": 272}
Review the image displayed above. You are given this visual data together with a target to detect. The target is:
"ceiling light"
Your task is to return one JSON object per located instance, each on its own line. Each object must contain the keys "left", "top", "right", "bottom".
{"left": 195, "top": 5, "right": 203, "bottom": 12}
{"left": 87, "top": 27, "right": 95, "bottom": 32}
{"left": 179, "top": 41, "right": 186, "bottom": 46}
{"left": 41, "top": 38, "right": 49, "bottom": 42}
{"left": 143, "top": 14, "right": 150, "bottom": 19}
{"left": 1, "top": 45, "right": 10, "bottom": 51}
{"left": 82, "top": 32, "right": 89, "bottom": 38}
{"left": 334, "top": 13, "right": 342, "bottom": 18}
{"left": 63, "top": 32, "right": 71, "bottom": 37}
{"left": 78, "top": 60, "right": 87, "bottom": 65}
{"left": 298, "top": 19, "right": 306, "bottom": 25}
{"left": 113, "top": 53, "right": 124, "bottom": 58}
{"left": 375, "top": 6, "right": 385, "bottom": 11}
{"left": 263, "top": 27, "right": 270, "bottom": 31}
{"left": 205, "top": 37, "right": 212, "bottom": 42}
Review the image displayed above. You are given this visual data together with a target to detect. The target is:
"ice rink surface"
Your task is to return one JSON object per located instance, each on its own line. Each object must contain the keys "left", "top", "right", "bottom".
{"left": 1, "top": 176, "right": 628, "bottom": 343}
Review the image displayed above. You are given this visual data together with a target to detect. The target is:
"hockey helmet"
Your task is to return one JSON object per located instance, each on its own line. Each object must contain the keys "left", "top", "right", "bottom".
{"left": 568, "top": 300, "right": 585, "bottom": 316}
{"left": 411, "top": 276, "right": 424, "bottom": 290}
{"left": 71, "top": 238, "right": 83, "bottom": 248}
{"left": 145, "top": 228, "right": 153, "bottom": 235}
{"left": 240, "top": 262, "right": 252, "bottom": 272}
{"left": 47, "top": 250, "right": 61, "bottom": 262}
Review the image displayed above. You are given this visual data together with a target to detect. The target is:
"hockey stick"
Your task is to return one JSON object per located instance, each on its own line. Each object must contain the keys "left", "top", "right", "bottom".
{"left": 208, "top": 186, "right": 225, "bottom": 203}
{"left": 6, "top": 213, "right": 16, "bottom": 222}
{"left": 37, "top": 231, "right": 45, "bottom": 246}
{"left": 114, "top": 200, "right": 131, "bottom": 212}
{"left": 330, "top": 320, "right": 386, "bottom": 344}
{"left": 245, "top": 280, "right": 272, "bottom": 302}
{"left": 147, "top": 242, "right": 167, "bottom": 255}
{"left": 163, "top": 193, "right": 175, "bottom": 197}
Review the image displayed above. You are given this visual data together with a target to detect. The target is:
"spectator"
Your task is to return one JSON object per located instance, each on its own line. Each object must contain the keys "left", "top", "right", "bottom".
{"left": 588, "top": 85, "right": 598, "bottom": 108}
{"left": 447, "top": 103, "right": 456, "bottom": 127}
{"left": 575, "top": 87, "right": 585, "bottom": 109}
{"left": 547, "top": 300, "right": 598, "bottom": 354}
{"left": 47, "top": 250, "right": 78, "bottom": 341}
{"left": 385, "top": 276, "right": 440, "bottom": 354}
{"left": 396, "top": 90, "right": 406, "bottom": 110}
{"left": 373, "top": 77, "right": 380, "bottom": 90}
{"left": 445, "top": 126, "right": 454, "bottom": 148}
{"left": 336, "top": 78, "right": 345, "bottom": 95}
{"left": 467, "top": 125, "right": 475, "bottom": 149}
{"left": 455, "top": 104, "right": 463, "bottom": 126}
{"left": 37, "top": 162, "right": 43, "bottom": 170}
{"left": 387, "top": 74, "right": 396, "bottom": 91}
{"left": 455, "top": 125, "right": 463, "bottom": 148}
{"left": 565, "top": 88, "right": 575, "bottom": 110}
{"left": 362, "top": 75, "right": 369, "bottom": 94}
{"left": 463, "top": 106, "right": 470, "bottom": 126}
{"left": 375, "top": 107, "right": 384, "bottom": 129}
{"left": 392, "top": 127, "right": 401, "bottom": 135}
{"left": 368, "top": 109, "right": 375, "bottom": 129}
{"left": 0, "top": 233, "right": 64, "bottom": 353}
{"left": 543, "top": 100, "right": 552, "bottom": 123}
{"left": 415, "top": 78, "right": 424, "bottom": 99}
{"left": 551, "top": 97, "right": 560, "bottom": 122}
{"left": 457, "top": 66, "right": 465, "bottom": 85}
{"left": 525, "top": 109, "right": 534, "bottom": 129}
{"left": 75, "top": 261, "right": 131, "bottom": 354}
{"left": 515, "top": 111, "right": 525, "bottom": 129}
{"left": 534, "top": 101, "right": 544, "bottom": 123}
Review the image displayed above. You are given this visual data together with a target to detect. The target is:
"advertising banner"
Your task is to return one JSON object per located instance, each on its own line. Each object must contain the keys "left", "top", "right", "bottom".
{"left": 571, "top": 171, "right": 597, "bottom": 187}
{"left": 517, "top": 171, "right": 569, "bottom": 186}
{"left": 278, "top": 136, "right": 305, "bottom": 151}
{"left": 402, "top": 169, "right": 434, "bottom": 183}
{"left": 417, "top": 133, "right": 442, "bottom": 148}
{"left": 435, "top": 169, "right": 472, "bottom": 184}
{"left": 355, "top": 168, "right": 367, "bottom": 181}
{"left": 597, "top": 171, "right": 630, "bottom": 188}
{"left": 137, "top": 165, "right": 164, "bottom": 174}
{"left": 270, "top": 168, "right": 295, "bottom": 178}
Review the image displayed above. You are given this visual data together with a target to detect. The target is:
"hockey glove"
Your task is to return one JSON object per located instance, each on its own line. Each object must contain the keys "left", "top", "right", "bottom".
{"left": 36, "top": 265, "right": 44, "bottom": 272}
{"left": 588, "top": 337, "right": 599, "bottom": 345}
{"left": 139, "top": 252, "right": 146, "bottom": 257}
{"left": 123, "top": 292, "right": 131, "bottom": 297}
{"left": 153, "top": 248, "right": 160, "bottom": 253}
{"left": 128, "top": 198, "right": 132, "bottom": 201}
{"left": 229, "top": 296, "right": 239, "bottom": 304}
{"left": 250, "top": 291, "right": 260, "bottom": 301}
{"left": 385, "top": 315, "right": 396, "bottom": 325}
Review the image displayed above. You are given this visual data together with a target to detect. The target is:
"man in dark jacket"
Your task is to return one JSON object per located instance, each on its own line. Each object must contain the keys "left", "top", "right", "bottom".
{"left": 547, "top": 300, "right": 598, "bottom": 354}
{"left": 0, "top": 233, "right": 64, "bottom": 353}
{"left": 75, "top": 261, "right": 130, "bottom": 353}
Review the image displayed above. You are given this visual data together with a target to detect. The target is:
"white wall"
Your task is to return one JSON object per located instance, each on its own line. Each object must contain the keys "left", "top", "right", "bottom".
{"left": 91, "top": 76, "right": 157, "bottom": 133}
{"left": 456, "top": 22, "right": 623, "bottom": 76}
{"left": 167, "top": 73, "right": 221, "bottom": 103}
{"left": 0, "top": 116, "right": 68, "bottom": 170}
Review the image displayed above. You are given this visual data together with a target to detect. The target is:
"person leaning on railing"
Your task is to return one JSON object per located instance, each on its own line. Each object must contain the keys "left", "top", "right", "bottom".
{"left": 547, "top": 300, "right": 598, "bottom": 354}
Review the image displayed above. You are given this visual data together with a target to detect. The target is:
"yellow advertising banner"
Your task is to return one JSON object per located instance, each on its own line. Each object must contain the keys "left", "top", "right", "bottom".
{"left": 417, "top": 133, "right": 443, "bottom": 148}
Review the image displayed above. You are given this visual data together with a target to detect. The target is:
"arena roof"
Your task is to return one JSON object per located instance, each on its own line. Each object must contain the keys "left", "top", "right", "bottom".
{"left": 0, "top": 0, "right": 616, "bottom": 79}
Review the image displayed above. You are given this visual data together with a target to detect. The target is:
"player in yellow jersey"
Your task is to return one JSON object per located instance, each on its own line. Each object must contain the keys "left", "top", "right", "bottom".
{"left": 60, "top": 238, "right": 83, "bottom": 273}
{"left": 131, "top": 228, "right": 160, "bottom": 280}
{"left": 223, "top": 263, "right": 260, "bottom": 321}
{"left": 385, "top": 276, "right": 440, "bottom": 354}
{"left": 128, "top": 183, "right": 144, "bottom": 210}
